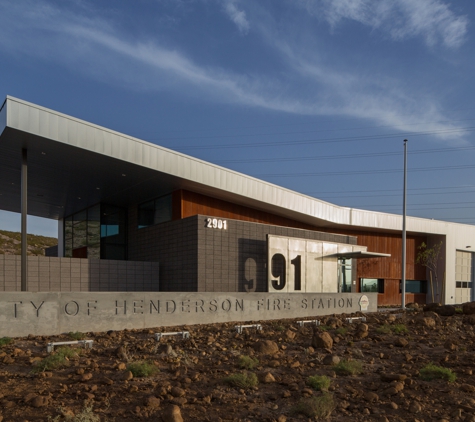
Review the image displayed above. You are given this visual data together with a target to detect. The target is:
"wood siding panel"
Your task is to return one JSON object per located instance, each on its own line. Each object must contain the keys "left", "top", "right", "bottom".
{"left": 180, "top": 190, "right": 319, "bottom": 231}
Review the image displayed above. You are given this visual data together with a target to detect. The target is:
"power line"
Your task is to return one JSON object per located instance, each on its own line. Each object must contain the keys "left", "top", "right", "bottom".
{"left": 165, "top": 126, "right": 475, "bottom": 150}
{"left": 356, "top": 201, "right": 475, "bottom": 208}
{"left": 216, "top": 145, "right": 475, "bottom": 164}
{"left": 257, "top": 163, "right": 475, "bottom": 178}
{"left": 307, "top": 184, "right": 475, "bottom": 195}
{"left": 318, "top": 188, "right": 475, "bottom": 200}
{"left": 138, "top": 116, "right": 475, "bottom": 141}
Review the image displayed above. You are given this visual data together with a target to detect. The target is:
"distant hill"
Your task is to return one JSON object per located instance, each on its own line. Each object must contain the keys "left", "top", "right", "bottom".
{"left": 0, "top": 230, "right": 57, "bottom": 256}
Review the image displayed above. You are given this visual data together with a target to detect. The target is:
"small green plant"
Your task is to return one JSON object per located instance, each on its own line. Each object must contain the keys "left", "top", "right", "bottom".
{"left": 224, "top": 371, "right": 258, "bottom": 389}
{"left": 68, "top": 331, "right": 86, "bottom": 340}
{"left": 292, "top": 393, "right": 335, "bottom": 418}
{"left": 47, "top": 403, "right": 101, "bottom": 422}
{"left": 420, "top": 363, "right": 456, "bottom": 382}
{"left": 455, "top": 307, "right": 463, "bottom": 314}
{"left": 34, "top": 346, "right": 79, "bottom": 372}
{"left": 334, "top": 359, "right": 363, "bottom": 376}
{"left": 376, "top": 324, "right": 392, "bottom": 334}
{"left": 126, "top": 360, "right": 159, "bottom": 378}
{"left": 392, "top": 324, "right": 408, "bottom": 334}
{"left": 334, "top": 327, "right": 348, "bottom": 336}
{"left": 0, "top": 337, "right": 13, "bottom": 347}
{"left": 238, "top": 355, "right": 259, "bottom": 370}
{"left": 319, "top": 325, "right": 331, "bottom": 331}
{"left": 306, "top": 375, "right": 331, "bottom": 391}
{"left": 270, "top": 322, "right": 285, "bottom": 331}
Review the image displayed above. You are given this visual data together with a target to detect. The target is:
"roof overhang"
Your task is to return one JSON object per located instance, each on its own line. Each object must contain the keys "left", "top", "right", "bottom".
{"left": 0, "top": 96, "right": 467, "bottom": 239}
{"left": 0, "top": 96, "right": 350, "bottom": 225}
{"left": 332, "top": 251, "right": 391, "bottom": 259}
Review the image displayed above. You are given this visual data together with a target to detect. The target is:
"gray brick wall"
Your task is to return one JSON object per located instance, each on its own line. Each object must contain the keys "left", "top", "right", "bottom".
{"left": 197, "top": 215, "right": 356, "bottom": 292}
{"left": 128, "top": 206, "right": 198, "bottom": 291}
{"left": 0, "top": 256, "right": 159, "bottom": 292}
{"left": 127, "top": 211, "right": 355, "bottom": 293}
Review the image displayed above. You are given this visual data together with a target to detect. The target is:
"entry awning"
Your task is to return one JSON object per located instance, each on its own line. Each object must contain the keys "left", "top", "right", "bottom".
{"left": 333, "top": 251, "right": 391, "bottom": 259}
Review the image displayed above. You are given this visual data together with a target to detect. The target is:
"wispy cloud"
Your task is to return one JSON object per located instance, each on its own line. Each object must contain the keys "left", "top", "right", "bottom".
{"left": 222, "top": 0, "right": 250, "bottom": 34}
{"left": 298, "top": 0, "right": 468, "bottom": 48}
{"left": 261, "top": 38, "right": 466, "bottom": 144}
{"left": 0, "top": 0, "right": 467, "bottom": 145}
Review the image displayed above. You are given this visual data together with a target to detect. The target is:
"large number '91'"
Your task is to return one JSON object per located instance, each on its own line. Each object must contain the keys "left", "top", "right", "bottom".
{"left": 270, "top": 253, "right": 301, "bottom": 291}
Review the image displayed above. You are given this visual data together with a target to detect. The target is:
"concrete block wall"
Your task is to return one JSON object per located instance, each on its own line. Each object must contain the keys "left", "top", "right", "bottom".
{"left": 0, "top": 255, "right": 159, "bottom": 292}
{"left": 128, "top": 206, "right": 198, "bottom": 291}
{"left": 196, "top": 215, "right": 357, "bottom": 293}
{"left": 127, "top": 211, "right": 356, "bottom": 293}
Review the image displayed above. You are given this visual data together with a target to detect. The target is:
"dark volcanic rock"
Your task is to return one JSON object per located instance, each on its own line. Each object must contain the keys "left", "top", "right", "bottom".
{"left": 311, "top": 331, "right": 333, "bottom": 349}
{"left": 253, "top": 340, "right": 279, "bottom": 355}
{"left": 463, "top": 301, "right": 475, "bottom": 315}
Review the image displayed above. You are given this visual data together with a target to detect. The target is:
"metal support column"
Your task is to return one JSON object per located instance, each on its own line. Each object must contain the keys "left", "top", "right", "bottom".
{"left": 21, "top": 148, "right": 27, "bottom": 291}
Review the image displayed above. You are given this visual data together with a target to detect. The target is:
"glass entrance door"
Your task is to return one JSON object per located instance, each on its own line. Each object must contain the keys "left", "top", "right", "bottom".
{"left": 338, "top": 258, "right": 352, "bottom": 293}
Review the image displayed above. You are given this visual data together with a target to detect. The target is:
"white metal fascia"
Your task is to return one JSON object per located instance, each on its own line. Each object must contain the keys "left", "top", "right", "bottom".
{"left": 5, "top": 96, "right": 475, "bottom": 239}
{"left": 0, "top": 99, "right": 6, "bottom": 136}
{"left": 5, "top": 96, "right": 353, "bottom": 225}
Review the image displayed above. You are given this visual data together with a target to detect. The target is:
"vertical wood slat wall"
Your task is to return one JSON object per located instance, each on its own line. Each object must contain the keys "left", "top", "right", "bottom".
{"left": 176, "top": 189, "right": 428, "bottom": 304}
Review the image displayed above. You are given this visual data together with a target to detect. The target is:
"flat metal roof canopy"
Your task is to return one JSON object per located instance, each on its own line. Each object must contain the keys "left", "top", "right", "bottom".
{"left": 0, "top": 96, "right": 466, "bottom": 238}
{"left": 0, "top": 96, "right": 339, "bottom": 227}
{"left": 333, "top": 251, "right": 391, "bottom": 259}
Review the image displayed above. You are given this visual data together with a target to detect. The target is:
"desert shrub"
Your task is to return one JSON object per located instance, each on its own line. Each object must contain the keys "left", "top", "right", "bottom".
{"left": 420, "top": 363, "right": 456, "bottom": 382}
{"left": 392, "top": 324, "right": 408, "bottom": 334}
{"left": 376, "top": 324, "right": 392, "bottom": 334}
{"left": 47, "top": 403, "right": 101, "bottom": 422}
{"left": 269, "top": 321, "right": 286, "bottom": 332}
{"left": 334, "top": 327, "right": 348, "bottom": 336}
{"left": 68, "top": 331, "right": 86, "bottom": 340}
{"left": 224, "top": 372, "right": 258, "bottom": 389}
{"left": 377, "top": 323, "right": 408, "bottom": 335}
{"left": 306, "top": 375, "right": 331, "bottom": 391}
{"left": 319, "top": 325, "right": 331, "bottom": 331}
{"left": 292, "top": 393, "right": 335, "bottom": 418}
{"left": 34, "top": 346, "right": 79, "bottom": 372}
{"left": 126, "top": 360, "right": 159, "bottom": 378}
{"left": 0, "top": 337, "right": 13, "bottom": 347}
{"left": 238, "top": 355, "right": 259, "bottom": 370}
{"left": 334, "top": 359, "right": 363, "bottom": 376}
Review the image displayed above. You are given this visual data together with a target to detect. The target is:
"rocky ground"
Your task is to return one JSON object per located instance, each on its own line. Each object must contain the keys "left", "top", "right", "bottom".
{"left": 2, "top": 305, "right": 475, "bottom": 422}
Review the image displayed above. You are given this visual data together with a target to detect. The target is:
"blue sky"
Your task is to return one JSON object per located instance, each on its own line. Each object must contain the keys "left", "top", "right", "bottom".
{"left": 1, "top": 0, "right": 475, "bottom": 237}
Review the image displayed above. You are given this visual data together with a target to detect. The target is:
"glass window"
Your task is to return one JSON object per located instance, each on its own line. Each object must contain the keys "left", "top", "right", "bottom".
{"left": 138, "top": 200, "right": 155, "bottom": 228}
{"left": 100, "top": 204, "right": 127, "bottom": 260}
{"left": 361, "top": 278, "right": 384, "bottom": 293}
{"left": 64, "top": 203, "right": 127, "bottom": 260}
{"left": 87, "top": 205, "right": 101, "bottom": 246}
{"left": 402, "top": 280, "right": 427, "bottom": 294}
{"left": 65, "top": 237, "right": 72, "bottom": 258}
{"left": 457, "top": 281, "right": 473, "bottom": 289}
{"left": 138, "top": 194, "right": 172, "bottom": 228}
{"left": 154, "top": 195, "right": 173, "bottom": 224}
{"left": 64, "top": 216, "right": 73, "bottom": 240}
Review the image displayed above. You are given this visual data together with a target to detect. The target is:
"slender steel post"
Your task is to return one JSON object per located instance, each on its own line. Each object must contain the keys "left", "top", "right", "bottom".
{"left": 401, "top": 140, "right": 407, "bottom": 309}
{"left": 21, "top": 148, "right": 28, "bottom": 291}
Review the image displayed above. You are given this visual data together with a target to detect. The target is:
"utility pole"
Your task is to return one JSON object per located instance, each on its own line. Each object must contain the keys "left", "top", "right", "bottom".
{"left": 401, "top": 139, "right": 407, "bottom": 309}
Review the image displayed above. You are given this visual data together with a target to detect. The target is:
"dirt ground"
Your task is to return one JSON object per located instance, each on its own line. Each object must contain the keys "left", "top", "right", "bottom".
{"left": 1, "top": 307, "right": 475, "bottom": 422}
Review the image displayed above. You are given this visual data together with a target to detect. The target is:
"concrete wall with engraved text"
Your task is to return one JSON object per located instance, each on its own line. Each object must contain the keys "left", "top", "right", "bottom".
{"left": 0, "top": 292, "right": 377, "bottom": 337}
